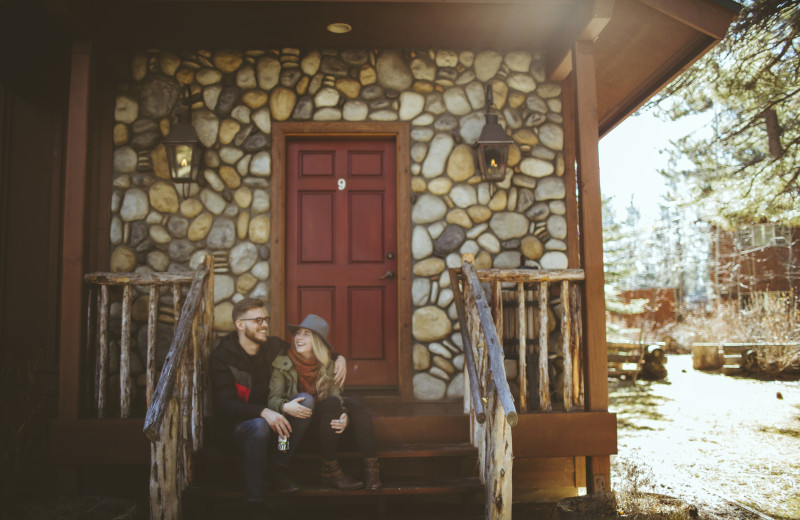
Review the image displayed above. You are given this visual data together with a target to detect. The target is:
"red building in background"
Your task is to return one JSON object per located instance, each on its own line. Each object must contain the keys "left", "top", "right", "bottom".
{"left": 712, "top": 224, "right": 800, "bottom": 302}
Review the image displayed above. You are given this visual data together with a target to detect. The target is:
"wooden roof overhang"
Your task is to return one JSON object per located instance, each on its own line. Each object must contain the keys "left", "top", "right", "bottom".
{"left": 43, "top": 0, "right": 740, "bottom": 135}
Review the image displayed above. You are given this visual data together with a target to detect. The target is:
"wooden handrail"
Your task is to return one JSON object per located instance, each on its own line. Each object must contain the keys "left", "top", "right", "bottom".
{"left": 84, "top": 272, "right": 196, "bottom": 285}
{"left": 461, "top": 261, "right": 518, "bottom": 427}
{"left": 450, "top": 268, "right": 485, "bottom": 424}
{"left": 143, "top": 261, "right": 211, "bottom": 442}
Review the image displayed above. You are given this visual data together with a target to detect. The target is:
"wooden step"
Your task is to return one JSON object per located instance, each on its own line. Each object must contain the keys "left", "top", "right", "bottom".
{"left": 184, "top": 476, "right": 483, "bottom": 499}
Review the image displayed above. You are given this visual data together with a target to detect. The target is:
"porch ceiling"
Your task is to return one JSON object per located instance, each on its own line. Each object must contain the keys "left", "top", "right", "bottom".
{"left": 44, "top": 0, "right": 739, "bottom": 135}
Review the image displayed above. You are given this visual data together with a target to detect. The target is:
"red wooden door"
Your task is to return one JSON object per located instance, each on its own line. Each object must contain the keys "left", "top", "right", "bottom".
{"left": 286, "top": 138, "right": 397, "bottom": 387}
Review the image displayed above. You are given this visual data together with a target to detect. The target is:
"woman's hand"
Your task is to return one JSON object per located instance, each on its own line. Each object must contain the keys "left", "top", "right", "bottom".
{"left": 330, "top": 412, "right": 348, "bottom": 434}
{"left": 282, "top": 396, "right": 313, "bottom": 419}
{"left": 333, "top": 356, "right": 347, "bottom": 387}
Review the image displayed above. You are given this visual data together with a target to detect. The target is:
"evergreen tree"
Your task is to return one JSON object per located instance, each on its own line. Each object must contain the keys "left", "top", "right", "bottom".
{"left": 653, "top": 0, "right": 800, "bottom": 227}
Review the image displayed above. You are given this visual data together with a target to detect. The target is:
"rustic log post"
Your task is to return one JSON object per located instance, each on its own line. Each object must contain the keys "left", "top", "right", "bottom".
{"left": 146, "top": 284, "right": 160, "bottom": 407}
{"left": 120, "top": 284, "right": 132, "bottom": 418}
{"left": 172, "top": 283, "right": 182, "bottom": 334}
{"left": 86, "top": 287, "right": 96, "bottom": 414}
{"left": 538, "top": 282, "right": 551, "bottom": 411}
{"left": 571, "top": 284, "right": 584, "bottom": 408}
{"left": 486, "top": 380, "right": 513, "bottom": 520}
{"left": 561, "top": 281, "right": 573, "bottom": 411}
{"left": 96, "top": 285, "right": 109, "bottom": 418}
{"left": 517, "top": 282, "right": 528, "bottom": 412}
{"left": 492, "top": 280, "right": 503, "bottom": 353}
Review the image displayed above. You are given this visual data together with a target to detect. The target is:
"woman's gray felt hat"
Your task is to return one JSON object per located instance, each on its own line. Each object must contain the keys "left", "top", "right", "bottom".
{"left": 288, "top": 314, "right": 332, "bottom": 350}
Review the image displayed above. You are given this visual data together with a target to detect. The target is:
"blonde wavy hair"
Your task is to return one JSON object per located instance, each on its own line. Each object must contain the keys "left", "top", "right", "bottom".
{"left": 309, "top": 330, "right": 335, "bottom": 399}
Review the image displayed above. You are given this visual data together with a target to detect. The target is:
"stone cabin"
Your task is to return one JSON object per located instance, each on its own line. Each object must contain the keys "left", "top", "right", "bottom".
{"left": 0, "top": 0, "right": 740, "bottom": 507}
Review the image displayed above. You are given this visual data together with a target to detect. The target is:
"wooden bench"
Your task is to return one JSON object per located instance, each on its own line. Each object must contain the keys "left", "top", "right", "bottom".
{"left": 607, "top": 342, "right": 644, "bottom": 380}
{"left": 607, "top": 342, "right": 667, "bottom": 381}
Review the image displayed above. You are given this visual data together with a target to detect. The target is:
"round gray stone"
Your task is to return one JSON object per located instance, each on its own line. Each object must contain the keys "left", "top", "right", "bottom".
{"left": 412, "top": 194, "right": 448, "bottom": 224}
{"left": 494, "top": 251, "right": 522, "bottom": 268}
{"left": 413, "top": 372, "right": 447, "bottom": 401}
{"left": 140, "top": 74, "right": 180, "bottom": 119}
{"left": 376, "top": 50, "right": 413, "bottom": 91}
{"left": 540, "top": 251, "right": 568, "bottom": 269}
{"left": 120, "top": 189, "right": 149, "bottom": 221}
{"left": 412, "top": 225, "right": 434, "bottom": 260}
{"left": 230, "top": 242, "right": 258, "bottom": 274}
{"left": 489, "top": 212, "right": 529, "bottom": 240}
{"left": 433, "top": 225, "right": 467, "bottom": 256}
{"left": 206, "top": 218, "right": 236, "bottom": 249}
{"left": 421, "top": 134, "right": 454, "bottom": 178}
{"left": 535, "top": 177, "right": 565, "bottom": 200}
{"left": 547, "top": 215, "right": 567, "bottom": 240}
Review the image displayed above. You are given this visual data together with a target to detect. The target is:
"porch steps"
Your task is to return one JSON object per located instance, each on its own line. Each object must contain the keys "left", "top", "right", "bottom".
{"left": 183, "top": 406, "right": 484, "bottom": 519}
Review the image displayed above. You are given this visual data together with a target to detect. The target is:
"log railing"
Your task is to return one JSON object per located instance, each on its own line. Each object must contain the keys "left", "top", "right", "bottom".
{"left": 451, "top": 256, "right": 587, "bottom": 520}
{"left": 143, "top": 256, "right": 214, "bottom": 520}
{"left": 84, "top": 256, "right": 214, "bottom": 520}
{"left": 451, "top": 255, "right": 518, "bottom": 520}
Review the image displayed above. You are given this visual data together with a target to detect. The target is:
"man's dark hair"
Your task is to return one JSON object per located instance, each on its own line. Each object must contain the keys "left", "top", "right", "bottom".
{"left": 232, "top": 298, "right": 266, "bottom": 322}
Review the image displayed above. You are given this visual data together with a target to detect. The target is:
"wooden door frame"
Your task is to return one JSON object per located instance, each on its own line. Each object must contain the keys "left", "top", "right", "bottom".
{"left": 271, "top": 121, "right": 413, "bottom": 400}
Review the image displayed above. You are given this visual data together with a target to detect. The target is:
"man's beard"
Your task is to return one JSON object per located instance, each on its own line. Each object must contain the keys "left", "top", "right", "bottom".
{"left": 244, "top": 326, "right": 268, "bottom": 344}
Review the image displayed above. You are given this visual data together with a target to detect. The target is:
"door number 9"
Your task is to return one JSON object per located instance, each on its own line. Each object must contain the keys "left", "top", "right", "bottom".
{"left": 337, "top": 178, "right": 346, "bottom": 191}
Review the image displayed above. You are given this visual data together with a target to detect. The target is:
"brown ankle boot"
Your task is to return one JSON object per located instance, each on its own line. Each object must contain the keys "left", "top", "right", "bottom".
{"left": 320, "top": 459, "right": 363, "bottom": 490}
{"left": 364, "top": 457, "right": 381, "bottom": 490}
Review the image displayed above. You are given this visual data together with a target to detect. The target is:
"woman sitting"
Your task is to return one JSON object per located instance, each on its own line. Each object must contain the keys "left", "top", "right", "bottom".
{"left": 268, "top": 313, "right": 381, "bottom": 490}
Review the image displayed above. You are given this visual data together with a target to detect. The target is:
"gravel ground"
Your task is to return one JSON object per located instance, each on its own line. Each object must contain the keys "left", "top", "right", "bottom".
{"left": 610, "top": 354, "right": 800, "bottom": 520}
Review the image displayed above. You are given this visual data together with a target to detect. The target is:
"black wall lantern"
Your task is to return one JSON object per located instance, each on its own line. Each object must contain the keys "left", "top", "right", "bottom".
{"left": 163, "top": 85, "right": 202, "bottom": 196}
{"left": 476, "top": 85, "right": 513, "bottom": 183}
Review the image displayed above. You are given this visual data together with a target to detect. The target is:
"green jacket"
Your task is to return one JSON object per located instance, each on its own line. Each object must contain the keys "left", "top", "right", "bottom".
{"left": 268, "top": 354, "right": 343, "bottom": 413}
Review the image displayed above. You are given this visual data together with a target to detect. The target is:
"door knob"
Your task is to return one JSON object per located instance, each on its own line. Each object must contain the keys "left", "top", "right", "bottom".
{"left": 379, "top": 270, "right": 396, "bottom": 280}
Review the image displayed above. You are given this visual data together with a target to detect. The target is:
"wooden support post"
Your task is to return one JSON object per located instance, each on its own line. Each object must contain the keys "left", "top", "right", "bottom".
{"left": 147, "top": 284, "right": 160, "bottom": 407}
{"left": 58, "top": 41, "right": 92, "bottom": 424}
{"left": 561, "top": 281, "right": 573, "bottom": 411}
{"left": 120, "top": 284, "right": 132, "bottom": 418}
{"left": 97, "top": 285, "right": 109, "bottom": 418}
{"left": 538, "top": 282, "right": 551, "bottom": 411}
{"left": 517, "top": 283, "right": 527, "bottom": 412}
{"left": 573, "top": 37, "right": 611, "bottom": 493}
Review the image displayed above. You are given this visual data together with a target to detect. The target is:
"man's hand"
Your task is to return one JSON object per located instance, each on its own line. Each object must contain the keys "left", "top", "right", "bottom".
{"left": 282, "top": 396, "right": 312, "bottom": 419}
{"left": 333, "top": 355, "right": 347, "bottom": 387}
{"left": 261, "top": 407, "right": 292, "bottom": 438}
{"left": 330, "top": 412, "right": 348, "bottom": 434}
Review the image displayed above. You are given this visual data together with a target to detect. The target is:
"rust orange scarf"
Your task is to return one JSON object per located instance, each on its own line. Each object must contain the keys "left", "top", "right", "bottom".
{"left": 288, "top": 346, "right": 320, "bottom": 397}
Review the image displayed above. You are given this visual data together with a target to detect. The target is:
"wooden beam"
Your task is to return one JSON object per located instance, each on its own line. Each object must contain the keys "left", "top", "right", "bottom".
{"left": 512, "top": 412, "right": 617, "bottom": 458}
{"left": 562, "top": 77, "right": 581, "bottom": 269}
{"left": 58, "top": 42, "right": 92, "bottom": 421}
{"left": 548, "top": 0, "right": 615, "bottom": 81}
{"left": 572, "top": 38, "right": 612, "bottom": 494}
{"left": 636, "top": 0, "right": 738, "bottom": 39}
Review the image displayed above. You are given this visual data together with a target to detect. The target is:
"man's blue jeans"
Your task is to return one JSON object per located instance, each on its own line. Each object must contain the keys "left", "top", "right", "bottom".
{"left": 233, "top": 417, "right": 272, "bottom": 501}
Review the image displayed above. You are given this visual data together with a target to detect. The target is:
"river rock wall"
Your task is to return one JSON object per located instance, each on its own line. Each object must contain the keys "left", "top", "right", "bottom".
{"left": 110, "top": 47, "right": 568, "bottom": 401}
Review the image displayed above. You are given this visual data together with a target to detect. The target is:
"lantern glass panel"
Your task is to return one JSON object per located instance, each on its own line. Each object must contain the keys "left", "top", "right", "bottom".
{"left": 479, "top": 144, "right": 508, "bottom": 181}
{"left": 174, "top": 144, "right": 194, "bottom": 181}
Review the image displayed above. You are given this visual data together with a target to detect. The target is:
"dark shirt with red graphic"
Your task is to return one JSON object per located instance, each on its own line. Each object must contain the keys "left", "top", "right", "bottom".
{"left": 209, "top": 332, "right": 289, "bottom": 450}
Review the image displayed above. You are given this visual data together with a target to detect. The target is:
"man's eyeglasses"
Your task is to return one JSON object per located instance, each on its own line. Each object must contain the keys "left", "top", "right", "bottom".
{"left": 239, "top": 317, "right": 270, "bottom": 325}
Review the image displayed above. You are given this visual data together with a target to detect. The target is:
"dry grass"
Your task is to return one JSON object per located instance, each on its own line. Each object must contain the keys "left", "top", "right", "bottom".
{"left": 667, "top": 292, "right": 800, "bottom": 376}
{"left": 614, "top": 460, "right": 699, "bottom": 520}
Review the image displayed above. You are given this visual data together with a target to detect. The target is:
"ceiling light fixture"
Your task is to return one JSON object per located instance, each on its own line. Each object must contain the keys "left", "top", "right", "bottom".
{"left": 327, "top": 22, "right": 352, "bottom": 34}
